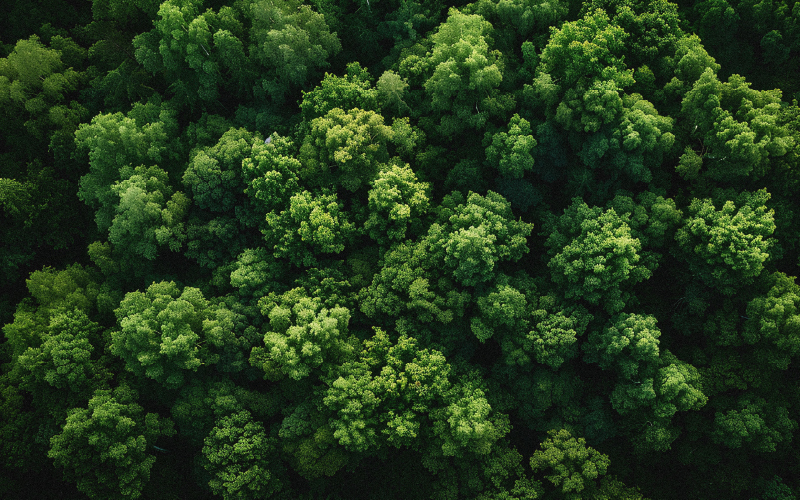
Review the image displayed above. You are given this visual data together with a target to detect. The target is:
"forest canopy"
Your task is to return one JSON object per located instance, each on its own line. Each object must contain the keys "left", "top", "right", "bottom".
{"left": 3, "top": 0, "right": 800, "bottom": 499}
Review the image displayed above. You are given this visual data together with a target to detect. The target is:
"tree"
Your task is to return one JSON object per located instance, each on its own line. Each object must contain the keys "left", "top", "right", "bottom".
{"left": 75, "top": 99, "right": 180, "bottom": 233}
{"left": 544, "top": 198, "right": 653, "bottom": 313}
{"left": 278, "top": 400, "right": 350, "bottom": 479}
{"left": 471, "top": 280, "right": 530, "bottom": 343}
{"left": 111, "top": 281, "right": 247, "bottom": 389}
{"left": 376, "top": 69, "right": 411, "bottom": 117}
{"left": 464, "top": 0, "right": 569, "bottom": 49}
{"left": 249, "top": 288, "right": 355, "bottom": 381}
{"left": 584, "top": 313, "right": 661, "bottom": 380}
{"left": 679, "top": 69, "right": 793, "bottom": 181}
{"left": 16, "top": 310, "right": 107, "bottom": 395}
{"left": 432, "top": 191, "right": 532, "bottom": 287}
{"left": 48, "top": 384, "right": 175, "bottom": 499}
{"left": 610, "top": 351, "right": 707, "bottom": 452}
{"left": 299, "top": 62, "right": 379, "bottom": 121}
{"left": 485, "top": 113, "right": 537, "bottom": 179}
{"left": 421, "top": 8, "right": 511, "bottom": 136}
{"left": 242, "top": 131, "right": 301, "bottom": 215}
{"left": 530, "top": 429, "right": 610, "bottom": 500}
{"left": 0, "top": 35, "right": 86, "bottom": 146}
{"left": 248, "top": 0, "right": 342, "bottom": 104}
{"left": 744, "top": 272, "right": 800, "bottom": 370}
{"left": 675, "top": 189, "right": 775, "bottom": 295}
{"left": 364, "top": 161, "right": 431, "bottom": 246}
{"left": 526, "top": 8, "right": 675, "bottom": 193}
{"left": 108, "top": 165, "right": 189, "bottom": 261}
{"left": 299, "top": 107, "right": 394, "bottom": 192}
{"left": 607, "top": 191, "right": 683, "bottom": 249}
{"left": 182, "top": 127, "right": 264, "bottom": 268}
{"left": 712, "top": 396, "right": 797, "bottom": 453}
{"left": 322, "top": 329, "right": 508, "bottom": 457}
{"left": 3, "top": 264, "right": 100, "bottom": 361}
{"left": 201, "top": 410, "right": 285, "bottom": 500}
{"left": 133, "top": 0, "right": 341, "bottom": 107}
{"left": 263, "top": 189, "right": 358, "bottom": 267}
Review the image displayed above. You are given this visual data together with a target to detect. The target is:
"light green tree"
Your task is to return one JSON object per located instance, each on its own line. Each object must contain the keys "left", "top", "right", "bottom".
{"left": 299, "top": 107, "right": 394, "bottom": 192}
{"left": 530, "top": 429, "right": 610, "bottom": 500}
{"left": 744, "top": 272, "right": 800, "bottom": 370}
{"left": 364, "top": 161, "right": 431, "bottom": 245}
{"left": 584, "top": 313, "right": 662, "bottom": 380}
{"left": 423, "top": 8, "right": 510, "bottom": 136}
{"left": 263, "top": 189, "right": 358, "bottom": 267}
{"left": 48, "top": 385, "right": 174, "bottom": 499}
{"left": 433, "top": 191, "right": 532, "bottom": 287}
{"left": 249, "top": 288, "right": 355, "bottom": 381}
{"left": 75, "top": 99, "right": 179, "bottom": 232}
{"left": 544, "top": 198, "right": 653, "bottom": 313}
{"left": 675, "top": 189, "right": 775, "bottom": 295}
{"left": 202, "top": 410, "right": 285, "bottom": 500}
{"left": 108, "top": 165, "right": 189, "bottom": 260}
{"left": 16, "top": 310, "right": 105, "bottom": 395}
{"left": 485, "top": 114, "right": 538, "bottom": 179}
{"left": 111, "top": 281, "right": 245, "bottom": 389}
{"left": 299, "top": 62, "right": 379, "bottom": 121}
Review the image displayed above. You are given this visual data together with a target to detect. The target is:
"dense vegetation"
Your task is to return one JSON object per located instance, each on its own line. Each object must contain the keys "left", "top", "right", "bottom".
{"left": 2, "top": 0, "right": 800, "bottom": 498}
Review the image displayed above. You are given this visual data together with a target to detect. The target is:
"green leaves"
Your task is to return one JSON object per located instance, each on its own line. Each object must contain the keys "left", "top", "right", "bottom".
{"left": 423, "top": 8, "right": 508, "bottom": 135}
{"left": 202, "top": 410, "right": 284, "bottom": 500}
{"left": 585, "top": 313, "right": 661, "bottom": 379}
{"left": 300, "top": 62, "right": 379, "bottom": 121}
{"left": 712, "top": 396, "right": 797, "bottom": 452}
{"left": 109, "top": 165, "right": 189, "bottom": 260}
{"left": 48, "top": 385, "right": 174, "bottom": 499}
{"left": 485, "top": 114, "right": 537, "bottom": 179}
{"left": 249, "top": 0, "right": 342, "bottom": 102}
{"left": 435, "top": 191, "right": 532, "bottom": 287}
{"left": 531, "top": 429, "right": 610, "bottom": 500}
{"left": 680, "top": 70, "right": 793, "bottom": 180}
{"left": 365, "top": 161, "right": 431, "bottom": 245}
{"left": 743, "top": 272, "right": 800, "bottom": 369}
{"left": 0, "top": 35, "right": 86, "bottom": 141}
{"left": 16, "top": 310, "right": 103, "bottom": 394}
{"left": 299, "top": 107, "right": 394, "bottom": 192}
{"left": 323, "top": 330, "right": 451, "bottom": 452}
{"left": 242, "top": 131, "right": 301, "bottom": 215}
{"left": 111, "top": 282, "right": 243, "bottom": 388}
{"left": 675, "top": 189, "right": 775, "bottom": 295}
{"left": 528, "top": 8, "right": 675, "bottom": 192}
{"left": 250, "top": 288, "right": 354, "bottom": 380}
{"left": 322, "top": 329, "right": 506, "bottom": 457}
{"left": 75, "top": 99, "right": 179, "bottom": 232}
{"left": 133, "top": 0, "right": 341, "bottom": 106}
{"left": 263, "top": 189, "right": 358, "bottom": 267}
{"left": 545, "top": 199, "right": 652, "bottom": 313}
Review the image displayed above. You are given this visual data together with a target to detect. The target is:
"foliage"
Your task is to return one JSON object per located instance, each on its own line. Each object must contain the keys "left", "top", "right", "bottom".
{"left": 111, "top": 281, "right": 247, "bottom": 389}
{"left": 250, "top": 288, "right": 355, "bottom": 381}
{"left": 675, "top": 189, "right": 776, "bottom": 295}
{"left": 530, "top": 429, "right": 610, "bottom": 499}
{"left": 544, "top": 198, "right": 653, "bottom": 313}
{"left": 48, "top": 384, "right": 174, "bottom": 499}
{"left": 202, "top": 410, "right": 285, "bottom": 500}
{"left": 263, "top": 189, "right": 359, "bottom": 267}
{"left": 5, "top": 1, "right": 800, "bottom": 498}
{"left": 421, "top": 8, "right": 511, "bottom": 136}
